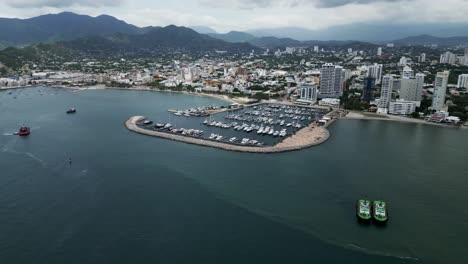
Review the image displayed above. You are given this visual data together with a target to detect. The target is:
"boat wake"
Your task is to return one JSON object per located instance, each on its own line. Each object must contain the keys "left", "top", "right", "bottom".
{"left": 345, "top": 243, "right": 419, "bottom": 261}
{"left": 25, "top": 152, "right": 47, "bottom": 167}
{"left": 196, "top": 189, "right": 421, "bottom": 262}
{"left": 1, "top": 147, "right": 48, "bottom": 168}
{"left": 2, "top": 133, "right": 15, "bottom": 136}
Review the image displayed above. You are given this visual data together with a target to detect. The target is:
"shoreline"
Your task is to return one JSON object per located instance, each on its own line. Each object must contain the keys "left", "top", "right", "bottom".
{"left": 343, "top": 111, "right": 467, "bottom": 129}
{"left": 1, "top": 84, "right": 243, "bottom": 104}
{"left": 125, "top": 116, "right": 331, "bottom": 153}
{"left": 4, "top": 85, "right": 465, "bottom": 129}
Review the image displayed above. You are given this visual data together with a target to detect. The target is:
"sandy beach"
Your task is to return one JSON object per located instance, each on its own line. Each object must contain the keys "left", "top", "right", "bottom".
{"left": 125, "top": 116, "right": 331, "bottom": 153}
{"left": 342, "top": 111, "right": 467, "bottom": 128}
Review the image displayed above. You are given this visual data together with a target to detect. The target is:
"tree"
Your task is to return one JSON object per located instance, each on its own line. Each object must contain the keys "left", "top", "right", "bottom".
{"left": 252, "top": 92, "right": 270, "bottom": 100}
{"left": 410, "top": 112, "right": 420, "bottom": 118}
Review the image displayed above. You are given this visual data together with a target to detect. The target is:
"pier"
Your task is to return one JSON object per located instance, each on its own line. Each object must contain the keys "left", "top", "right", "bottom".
{"left": 125, "top": 116, "right": 332, "bottom": 153}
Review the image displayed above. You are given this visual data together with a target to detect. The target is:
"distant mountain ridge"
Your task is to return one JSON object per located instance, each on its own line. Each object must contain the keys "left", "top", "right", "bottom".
{"left": 393, "top": 34, "right": 468, "bottom": 46}
{"left": 0, "top": 12, "right": 142, "bottom": 46}
{"left": 0, "top": 25, "right": 258, "bottom": 70}
{"left": 60, "top": 25, "right": 256, "bottom": 54}
{"left": 246, "top": 23, "right": 468, "bottom": 41}
{"left": 206, "top": 31, "right": 376, "bottom": 49}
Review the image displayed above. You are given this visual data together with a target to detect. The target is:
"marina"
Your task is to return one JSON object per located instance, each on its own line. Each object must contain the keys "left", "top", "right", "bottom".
{"left": 3, "top": 87, "right": 468, "bottom": 263}
{"left": 127, "top": 103, "right": 333, "bottom": 152}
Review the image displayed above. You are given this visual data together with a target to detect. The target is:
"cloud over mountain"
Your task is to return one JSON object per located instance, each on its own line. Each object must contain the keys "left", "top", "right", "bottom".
{"left": 6, "top": 0, "right": 123, "bottom": 8}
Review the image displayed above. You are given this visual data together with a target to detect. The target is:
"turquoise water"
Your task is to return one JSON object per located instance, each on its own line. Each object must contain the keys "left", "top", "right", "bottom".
{"left": 1, "top": 87, "right": 467, "bottom": 264}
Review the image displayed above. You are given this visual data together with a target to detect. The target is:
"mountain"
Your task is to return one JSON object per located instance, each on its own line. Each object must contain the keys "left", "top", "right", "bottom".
{"left": 0, "top": 12, "right": 141, "bottom": 46}
{"left": 190, "top": 26, "right": 217, "bottom": 34}
{"left": 249, "top": 37, "right": 302, "bottom": 48}
{"left": 61, "top": 25, "right": 256, "bottom": 54}
{"left": 207, "top": 31, "right": 374, "bottom": 49}
{"left": 247, "top": 23, "right": 468, "bottom": 42}
{"left": 0, "top": 25, "right": 258, "bottom": 69}
{"left": 393, "top": 34, "right": 468, "bottom": 46}
{"left": 208, "top": 31, "right": 256, "bottom": 43}
{"left": 207, "top": 32, "right": 302, "bottom": 48}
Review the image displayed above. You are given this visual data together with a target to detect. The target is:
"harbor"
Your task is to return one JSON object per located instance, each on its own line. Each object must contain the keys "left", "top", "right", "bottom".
{"left": 126, "top": 103, "right": 336, "bottom": 153}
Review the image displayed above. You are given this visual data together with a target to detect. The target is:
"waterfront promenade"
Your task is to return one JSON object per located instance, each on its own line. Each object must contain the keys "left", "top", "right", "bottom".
{"left": 125, "top": 116, "right": 331, "bottom": 153}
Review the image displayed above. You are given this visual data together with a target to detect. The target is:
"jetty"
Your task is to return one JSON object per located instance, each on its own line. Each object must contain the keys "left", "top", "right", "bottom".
{"left": 125, "top": 116, "right": 334, "bottom": 153}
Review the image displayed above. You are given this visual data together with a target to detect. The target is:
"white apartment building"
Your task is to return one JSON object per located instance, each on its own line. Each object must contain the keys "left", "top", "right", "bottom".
{"left": 440, "top": 51, "right": 456, "bottom": 65}
{"left": 298, "top": 83, "right": 318, "bottom": 104}
{"left": 457, "top": 74, "right": 468, "bottom": 88}
{"left": 389, "top": 100, "right": 417, "bottom": 115}
{"left": 368, "top": 63, "right": 383, "bottom": 84}
{"left": 432, "top": 71, "right": 450, "bottom": 111}
{"left": 378, "top": 75, "right": 394, "bottom": 110}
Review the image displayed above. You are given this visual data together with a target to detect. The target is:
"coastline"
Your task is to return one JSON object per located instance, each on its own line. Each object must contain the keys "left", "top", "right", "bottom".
{"left": 343, "top": 111, "right": 467, "bottom": 129}
{"left": 1, "top": 84, "right": 242, "bottom": 104}
{"left": 4, "top": 85, "right": 465, "bottom": 129}
{"left": 125, "top": 116, "right": 331, "bottom": 153}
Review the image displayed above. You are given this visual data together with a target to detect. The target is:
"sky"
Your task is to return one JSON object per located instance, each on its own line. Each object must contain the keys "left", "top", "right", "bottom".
{"left": 0, "top": 0, "right": 468, "bottom": 32}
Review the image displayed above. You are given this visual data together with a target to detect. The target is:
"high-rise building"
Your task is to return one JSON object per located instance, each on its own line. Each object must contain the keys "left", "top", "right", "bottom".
{"left": 432, "top": 71, "right": 450, "bottom": 111}
{"left": 314, "top": 46, "right": 319, "bottom": 52}
{"left": 401, "top": 66, "right": 414, "bottom": 79}
{"left": 458, "top": 74, "right": 468, "bottom": 88}
{"left": 465, "top": 48, "right": 468, "bottom": 57}
{"left": 392, "top": 79, "right": 401, "bottom": 92}
{"left": 299, "top": 83, "right": 318, "bottom": 104}
{"left": 400, "top": 73, "right": 424, "bottom": 102}
{"left": 440, "top": 51, "right": 457, "bottom": 65}
{"left": 399, "top": 56, "right": 409, "bottom": 66}
{"left": 379, "top": 75, "right": 394, "bottom": 109}
{"left": 361, "top": 77, "right": 376, "bottom": 103}
{"left": 368, "top": 63, "right": 383, "bottom": 84}
{"left": 419, "top": 53, "right": 426, "bottom": 63}
{"left": 344, "top": 69, "right": 353, "bottom": 81}
{"left": 348, "top": 48, "right": 353, "bottom": 53}
{"left": 377, "top": 47, "right": 382, "bottom": 56}
{"left": 319, "top": 63, "right": 344, "bottom": 98}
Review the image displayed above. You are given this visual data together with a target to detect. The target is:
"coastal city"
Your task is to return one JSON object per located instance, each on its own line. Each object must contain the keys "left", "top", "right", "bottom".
{"left": 2, "top": 45, "right": 467, "bottom": 127}
{"left": 1, "top": 4, "right": 468, "bottom": 264}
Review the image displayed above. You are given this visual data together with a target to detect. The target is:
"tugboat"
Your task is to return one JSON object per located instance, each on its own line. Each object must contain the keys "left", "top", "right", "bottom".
{"left": 356, "top": 200, "right": 372, "bottom": 222}
{"left": 373, "top": 200, "right": 388, "bottom": 223}
{"left": 66, "top": 108, "right": 77, "bottom": 114}
{"left": 18, "top": 126, "right": 30, "bottom": 136}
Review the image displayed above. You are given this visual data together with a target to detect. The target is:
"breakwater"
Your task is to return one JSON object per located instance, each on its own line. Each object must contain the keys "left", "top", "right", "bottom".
{"left": 125, "top": 116, "right": 332, "bottom": 153}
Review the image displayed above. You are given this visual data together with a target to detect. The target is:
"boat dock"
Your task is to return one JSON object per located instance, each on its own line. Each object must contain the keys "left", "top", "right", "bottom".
{"left": 125, "top": 116, "right": 333, "bottom": 153}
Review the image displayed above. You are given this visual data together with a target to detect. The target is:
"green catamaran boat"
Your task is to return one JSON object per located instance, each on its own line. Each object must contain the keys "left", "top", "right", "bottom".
{"left": 356, "top": 200, "right": 372, "bottom": 221}
{"left": 373, "top": 200, "right": 388, "bottom": 223}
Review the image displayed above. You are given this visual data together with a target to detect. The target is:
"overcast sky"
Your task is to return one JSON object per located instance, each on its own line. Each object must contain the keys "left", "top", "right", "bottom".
{"left": 0, "top": 0, "right": 467, "bottom": 32}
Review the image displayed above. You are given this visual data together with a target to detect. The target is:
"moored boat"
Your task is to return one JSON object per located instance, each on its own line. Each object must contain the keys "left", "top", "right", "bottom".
{"left": 356, "top": 200, "right": 372, "bottom": 221}
{"left": 18, "top": 126, "right": 30, "bottom": 136}
{"left": 372, "top": 200, "right": 388, "bottom": 223}
{"left": 66, "top": 108, "right": 76, "bottom": 114}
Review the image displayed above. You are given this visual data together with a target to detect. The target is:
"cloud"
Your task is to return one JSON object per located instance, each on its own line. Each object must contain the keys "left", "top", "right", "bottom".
{"left": 199, "top": 0, "right": 410, "bottom": 9}
{"left": 6, "top": 0, "right": 123, "bottom": 8}
{"left": 314, "top": 0, "right": 407, "bottom": 8}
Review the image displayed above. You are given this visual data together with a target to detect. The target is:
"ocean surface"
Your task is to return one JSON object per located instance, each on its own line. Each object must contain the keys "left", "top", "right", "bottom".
{"left": 1, "top": 87, "right": 467, "bottom": 264}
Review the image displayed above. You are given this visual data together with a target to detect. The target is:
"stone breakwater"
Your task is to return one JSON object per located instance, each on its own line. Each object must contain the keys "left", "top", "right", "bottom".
{"left": 125, "top": 116, "right": 332, "bottom": 153}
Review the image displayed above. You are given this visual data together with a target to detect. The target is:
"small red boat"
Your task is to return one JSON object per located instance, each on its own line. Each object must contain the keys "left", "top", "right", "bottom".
{"left": 18, "top": 127, "right": 30, "bottom": 136}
